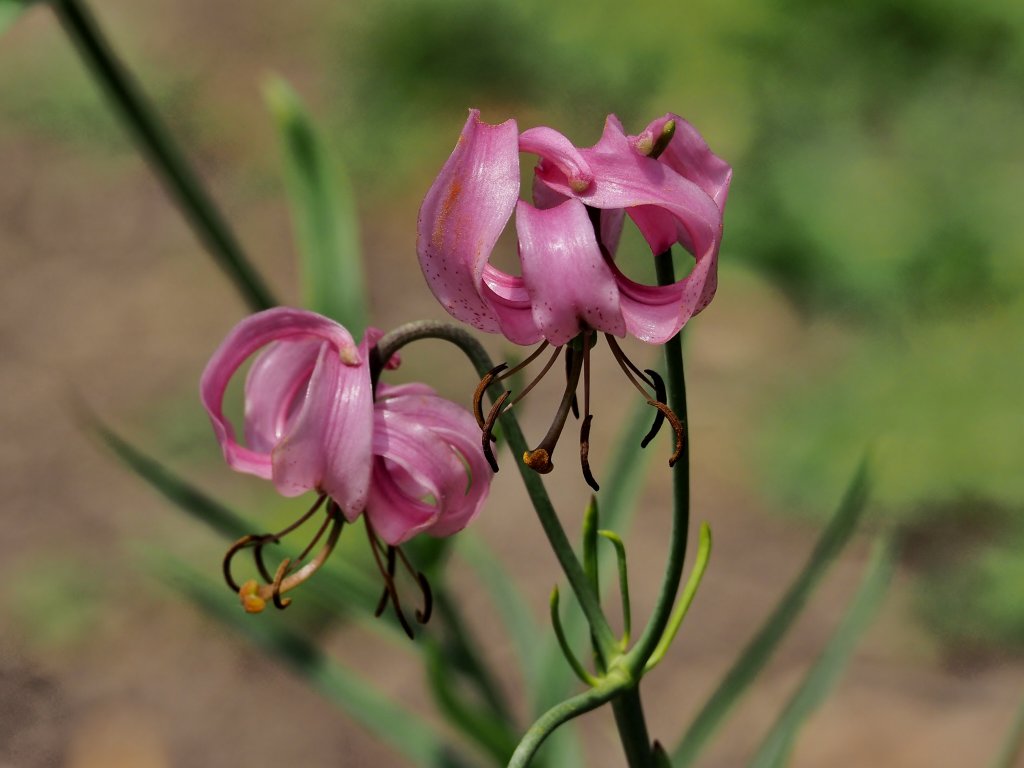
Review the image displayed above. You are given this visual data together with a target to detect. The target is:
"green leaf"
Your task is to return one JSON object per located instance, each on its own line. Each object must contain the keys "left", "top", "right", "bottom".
{"left": 265, "top": 75, "right": 367, "bottom": 332}
{"left": 672, "top": 456, "right": 872, "bottom": 766}
{"left": 424, "top": 638, "right": 518, "bottom": 764}
{"left": 87, "top": 416, "right": 388, "bottom": 625}
{"left": 1, "top": 0, "right": 29, "bottom": 36}
{"left": 152, "top": 554, "right": 455, "bottom": 766}
{"left": 89, "top": 417, "right": 249, "bottom": 539}
{"left": 989, "top": 696, "right": 1024, "bottom": 768}
{"left": 749, "top": 535, "right": 896, "bottom": 768}
{"left": 52, "top": 0, "right": 275, "bottom": 311}
{"left": 460, "top": 534, "right": 541, "bottom": 691}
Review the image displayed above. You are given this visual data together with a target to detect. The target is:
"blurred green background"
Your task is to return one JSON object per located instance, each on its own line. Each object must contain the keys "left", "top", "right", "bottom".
{"left": 1, "top": 0, "right": 1022, "bottom": 765}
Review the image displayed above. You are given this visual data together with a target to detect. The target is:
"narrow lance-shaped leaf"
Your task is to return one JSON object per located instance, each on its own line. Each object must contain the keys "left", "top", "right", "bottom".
{"left": 749, "top": 535, "right": 896, "bottom": 768}
{"left": 88, "top": 416, "right": 248, "bottom": 538}
{"left": 1, "top": 0, "right": 33, "bottom": 36}
{"left": 672, "top": 456, "right": 873, "bottom": 766}
{"left": 86, "top": 416, "right": 386, "bottom": 621}
{"left": 51, "top": 0, "right": 276, "bottom": 310}
{"left": 265, "top": 76, "right": 367, "bottom": 333}
{"left": 151, "top": 553, "right": 455, "bottom": 766}
{"left": 424, "top": 638, "right": 519, "bottom": 765}
{"left": 989, "top": 696, "right": 1024, "bottom": 768}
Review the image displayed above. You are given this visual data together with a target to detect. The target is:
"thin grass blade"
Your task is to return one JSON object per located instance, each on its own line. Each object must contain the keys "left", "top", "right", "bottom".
{"left": 51, "top": 0, "right": 276, "bottom": 310}
{"left": 1, "top": 0, "right": 31, "bottom": 35}
{"left": 749, "top": 535, "right": 896, "bottom": 768}
{"left": 90, "top": 417, "right": 248, "bottom": 538}
{"left": 151, "top": 553, "right": 453, "bottom": 766}
{"left": 989, "top": 695, "right": 1024, "bottom": 768}
{"left": 672, "top": 456, "right": 872, "bottom": 766}
{"left": 265, "top": 76, "right": 367, "bottom": 332}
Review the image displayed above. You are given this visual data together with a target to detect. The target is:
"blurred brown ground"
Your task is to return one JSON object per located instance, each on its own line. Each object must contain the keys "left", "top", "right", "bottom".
{"left": 1, "top": 2, "right": 1022, "bottom": 767}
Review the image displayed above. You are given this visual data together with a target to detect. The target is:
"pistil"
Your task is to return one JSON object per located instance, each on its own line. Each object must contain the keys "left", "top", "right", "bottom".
{"left": 523, "top": 339, "right": 585, "bottom": 474}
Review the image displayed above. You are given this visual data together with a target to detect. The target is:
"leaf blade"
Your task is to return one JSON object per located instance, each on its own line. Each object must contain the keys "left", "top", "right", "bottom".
{"left": 748, "top": 535, "right": 896, "bottom": 768}
{"left": 672, "top": 456, "right": 873, "bottom": 765}
{"left": 265, "top": 76, "right": 367, "bottom": 332}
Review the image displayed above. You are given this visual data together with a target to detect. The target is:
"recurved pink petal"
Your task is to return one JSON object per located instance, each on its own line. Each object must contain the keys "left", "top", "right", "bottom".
{"left": 480, "top": 265, "right": 543, "bottom": 345}
{"left": 243, "top": 339, "right": 321, "bottom": 453}
{"left": 199, "top": 308, "right": 361, "bottom": 480}
{"left": 271, "top": 339, "right": 373, "bottom": 518}
{"left": 417, "top": 110, "right": 520, "bottom": 334}
{"left": 632, "top": 114, "right": 732, "bottom": 209}
{"left": 517, "top": 199, "right": 625, "bottom": 344}
{"left": 520, "top": 126, "right": 593, "bottom": 193}
{"left": 534, "top": 118, "right": 724, "bottom": 333}
{"left": 368, "top": 409, "right": 470, "bottom": 545}
{"left": 375, "top": 384, "right": 492, "bottom": 538}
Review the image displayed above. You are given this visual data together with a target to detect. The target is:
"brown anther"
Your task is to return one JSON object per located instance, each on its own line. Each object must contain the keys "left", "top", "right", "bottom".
{"left": 481, "top": 390, "right": 512, "bottom": 472}
{"left": 271, "top": 559, "right": 293, "bottom": 610}
{"left": 221, "top": 496, "right": 343, "bottom": 613}
{"left": 365, "top": 525, "right": 416, "bottom": 639}
{"left": 649, "top": 119, "right": 676, "bottom": 160}
{"left": 523, "top": 448, "right": 554, "bottom": 473}
{"left": 473, "top": 363, "right": 507, "bottom": 430}
{"left": 238, "top": 579, "right": 266, "bottom": 614}
{"left": 649, "top": 400, "right": 685, "bottom": 467}
{"left": 640, "top": 368, "right": 668, "bottom": 449}
{"left": 415, "top": 572, "right": 433, "bottom": 624}
{"left": 580, "top": 413, "right": 599, "bottom": 492}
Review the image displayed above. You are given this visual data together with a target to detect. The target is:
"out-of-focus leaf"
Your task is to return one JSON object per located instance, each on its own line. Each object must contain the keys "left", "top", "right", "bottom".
{"left": 460, "top": 535, "right": 540, "bottom": 691}
{"left": 51, "top": 0, "right": 275, "bottom": 310}
{"left": 265, "top": 75, "right": 366, "bottom": 332}
{"left": 1, "top": 0, "right": 29, "bottom": 36}
{"left": 989, "top": 696, "right": 1024, "bottom": 768}
{"left": 151, "top": 553, "right": 455, "bottom": 766}
{"left": 672, "top": 456, "right": 872, "bottom": 766}
{"left": 90, "top": 416, "right": 248, "bottom": 538}
{"left": 88, "top": 417, "right": 387, "bottom": 625}
{"left": 749, "top": 535, "right": 896, "bottom": 768}
{"left": 425, "top": 638, "right": 518, "bottom": 765}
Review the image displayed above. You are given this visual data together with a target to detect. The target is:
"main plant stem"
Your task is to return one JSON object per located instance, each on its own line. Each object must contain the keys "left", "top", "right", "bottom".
{"left": 610, "top": 251, "right": 693, "bottom": 767}
{"left": 51, "top": 0, "right": 276, "bottom": 311}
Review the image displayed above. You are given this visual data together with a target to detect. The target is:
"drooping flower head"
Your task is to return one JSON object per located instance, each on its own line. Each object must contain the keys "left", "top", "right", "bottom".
{"left": 417, "top": 111, "right": 731, "bottom": 488}
{"left": 200, "top": 307, "right": 492, "bottom": 632}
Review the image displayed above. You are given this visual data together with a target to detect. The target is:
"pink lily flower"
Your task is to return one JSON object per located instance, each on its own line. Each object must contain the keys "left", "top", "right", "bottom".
{"left": 417, "top": 109, "right": 731, "bottom": 347}
{"left": 416, "top": 110, "right": 730, "bottom": 488}
{"left": 200, "top": 307, "right": 491, "bottom": 622}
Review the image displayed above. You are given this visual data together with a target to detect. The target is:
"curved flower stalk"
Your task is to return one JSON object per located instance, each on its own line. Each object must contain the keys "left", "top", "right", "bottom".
{"left": 417, "top": 110, "right": 731, "bottom": 487}
{"left": 200, "top": 307, "right": 492, "bottom": 632}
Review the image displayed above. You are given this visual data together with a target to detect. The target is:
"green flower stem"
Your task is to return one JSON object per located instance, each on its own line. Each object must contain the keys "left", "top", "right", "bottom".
{"left": 625, "top": 252, "right": 692, "bottom": 674}
{"left": 508, "top": 675, "right": 629, "bottom": 768}
{"left": 604, "top": 251, "right": 694, "bottom": 767}
{"left": 50, "top": 0, "right": 276, "bottom": 311}
{"left": 373, "top": 322, "right": 618, "bottom": 660}
{"left": 612, "top": 687, "right": 655, "bottom": 768}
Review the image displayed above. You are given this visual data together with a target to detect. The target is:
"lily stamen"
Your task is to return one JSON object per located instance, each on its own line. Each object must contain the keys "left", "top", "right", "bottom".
{"left": 579, "top": 332, "right": 599, "bottom": 491}
{"left": 605, "top": 334, "right": 685, "bottom": 467}
{"left": 523, "top": 340, "right": 584, "bottom": 474}
{"left": 508, "top": 344, "right": 562, "bottom": 408}
{"left": 222, "top": 494, "right": 344, "bottom": 614}
{"left": 364, "top": 520, "right": 431, "bottom": 638}
{"left": 481, "top": 390, "right": 512, "bottom": 472}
